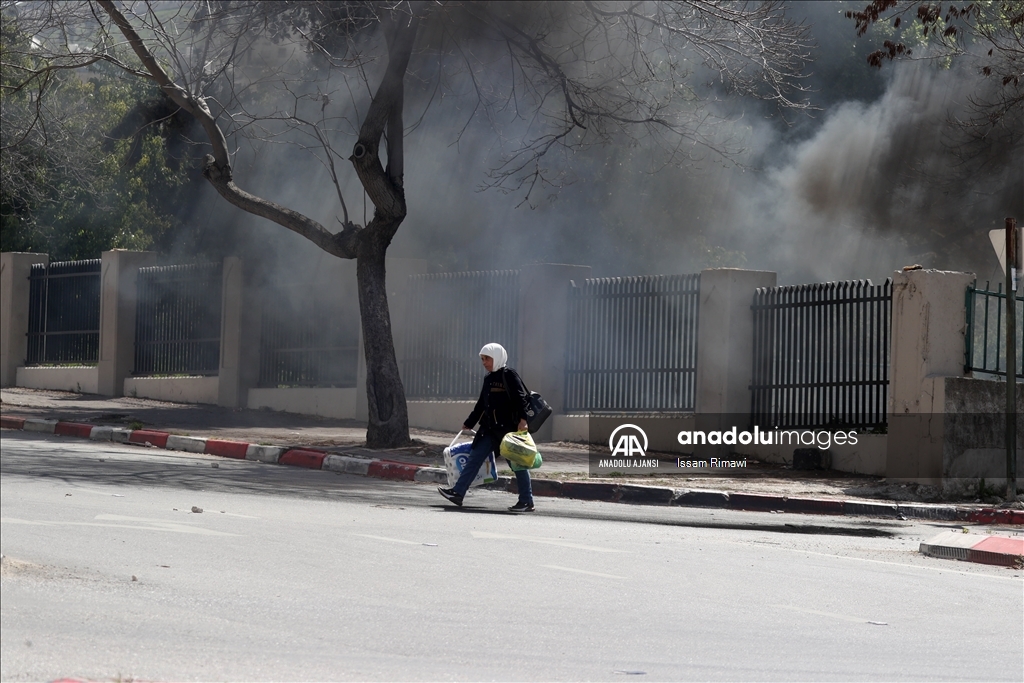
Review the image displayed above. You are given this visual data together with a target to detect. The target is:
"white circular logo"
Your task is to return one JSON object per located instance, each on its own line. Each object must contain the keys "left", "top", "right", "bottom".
{"left": 608, "top": 424, "right": 648, "bottom": 458}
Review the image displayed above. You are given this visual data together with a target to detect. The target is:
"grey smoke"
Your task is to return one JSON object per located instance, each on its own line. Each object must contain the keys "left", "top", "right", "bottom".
{"left": 168, "top": 8, "right": 1021, "bottom": 290}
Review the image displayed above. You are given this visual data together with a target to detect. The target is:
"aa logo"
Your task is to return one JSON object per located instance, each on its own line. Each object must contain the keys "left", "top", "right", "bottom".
{"left": 609, "top": 424, "right": 648, "bottom": 458}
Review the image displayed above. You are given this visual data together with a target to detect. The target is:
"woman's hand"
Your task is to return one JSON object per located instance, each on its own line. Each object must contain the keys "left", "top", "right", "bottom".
{"left": 518, "top": 419, "right": 528, "bottom": 431}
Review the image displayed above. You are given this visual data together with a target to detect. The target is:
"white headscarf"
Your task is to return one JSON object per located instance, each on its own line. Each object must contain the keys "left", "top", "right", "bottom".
{"left": 478, "top": 343, "right": 508, "bottom": 372}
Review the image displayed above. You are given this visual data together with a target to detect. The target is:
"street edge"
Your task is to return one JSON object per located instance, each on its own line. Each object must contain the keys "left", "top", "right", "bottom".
{"left": 3, "top": 415, "right": 1023, "bottom": 530}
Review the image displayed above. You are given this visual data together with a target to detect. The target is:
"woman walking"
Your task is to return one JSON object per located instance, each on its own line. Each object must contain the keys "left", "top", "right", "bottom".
{"left": 438, "top": 342, "right": 535, "bottom": 512}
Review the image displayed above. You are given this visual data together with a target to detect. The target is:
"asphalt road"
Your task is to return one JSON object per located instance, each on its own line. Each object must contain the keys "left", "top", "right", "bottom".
{"left": 1, "top": 431, "right": 1021, "bottom": 682}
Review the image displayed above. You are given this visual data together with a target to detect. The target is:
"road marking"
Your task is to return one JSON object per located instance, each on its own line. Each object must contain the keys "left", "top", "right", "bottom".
{"left": 771, "top": 604, "right": 882, "bottom": 624}
{"left": 724, "top": 540, "right": 1021, "bottom": 581}
{"left": 354, "top": 533, "right": 428, "bottom": 545}
{"left": 541, "top": 564, "right": 626, "bottom": 579}
{"left": 96, "top": 514, "right": 198, "bottom": 524}
{"left": 1, "top": 517, "right": 237, "bottom": 537}
{"left": 472, "top": 531, "right": 624, "bottom": 553}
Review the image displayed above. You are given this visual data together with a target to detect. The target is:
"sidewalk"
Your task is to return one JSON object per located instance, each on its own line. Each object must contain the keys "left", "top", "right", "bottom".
{"left": 3, "top": 387, "right": 1022, "bottom": 530}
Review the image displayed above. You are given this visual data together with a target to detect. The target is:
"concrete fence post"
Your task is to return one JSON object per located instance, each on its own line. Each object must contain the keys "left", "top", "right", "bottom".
{"left": 97, "top": 250, "right": 157, "bottom": 397}
{"left": 886, "top": 268, "right": 974, "bottom": 482}
{"left": 694, "top": 268, "right": 777, "bottom": 456}
{"left": 218, "top": 256, "right": 246, "bottom": 407}
{"left": 516, "top": 263, "right": 592, "bottom": 442}
{"left": 1, "top": 252, "right": 49, "bottom": 387}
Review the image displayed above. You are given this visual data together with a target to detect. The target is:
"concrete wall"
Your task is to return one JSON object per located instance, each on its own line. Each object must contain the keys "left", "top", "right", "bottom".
{"left": 248, "top": 388, "right": 358, "bottom": 420}
{"left": 694, "top": 268, "right": 776, "bottom": 459}
{"left": 1, "top": 253, "right": 48, "bottom": 386}
{"left": 516, "top": 263, "right": 592, "bottom": 442}
{"left": 4, "top": 251, "right": 998, "bottom": 487}
{"left": 217, "top": 256, "right": 245, "bottom": 408}
{"left": 732, "top": 434, "right": 888, "bottom": 476}
{"left": 97, "top": 250, "right": 157, "bottom": 396}
{"left": 124, "top": 376, "right": 219, "bottom": 404}
{"left": 939, "top": 376, "right": 1024, "bottom": 491}
{"left": 552, "top": 414, "right": 589, "bottom": 442}
{"left": 694, "top": 268, "right": 777, "bottom": 416}
{"left": 15, "top": 366, "right": 98, "bottom": 394}
{"left": 886, "top": 268, "right": 975, "bottom": 483}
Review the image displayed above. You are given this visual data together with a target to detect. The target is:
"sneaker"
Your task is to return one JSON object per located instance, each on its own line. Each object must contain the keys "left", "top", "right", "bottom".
{"left": 438, "top": 487, "right": 464, "bottom": 507}
{"left": 508, "top": 500, "right": 535, "bottom": 513}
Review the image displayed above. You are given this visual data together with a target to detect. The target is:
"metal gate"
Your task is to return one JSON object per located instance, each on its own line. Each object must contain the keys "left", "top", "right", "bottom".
{"left": 750, "top": 279, "right": 892, "bottom": 429}
{"left": 26, "top": 259, "right": 102, "bottom": 365}
{"left": 401, "top": 270, "right": 520, "bottom": 399}
{"left": 965, "top": 280, "right": 1024, "bottom": 378}
{"left": 134, "top": 263, "right": 222, "bottom": 376}
{"left": 564, "top": 274, "right": 700, "bottom": 412}
{"left": 258, "top": 286, "right": 359, "bottom": 387}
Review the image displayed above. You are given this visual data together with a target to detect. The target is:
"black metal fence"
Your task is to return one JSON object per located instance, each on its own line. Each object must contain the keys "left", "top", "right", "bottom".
{"left": 134, "top": 263, "right": 222, "bottom": 376}
{"left": 564, "top": 274, "right": 701, "bottom": 412}
{"left": 258, "top": 286, "right": 359, "bottom": 387}
{"left": 401, "top": 270, "right": 520, "bottom": 399}
{"left": 751, "top": 279, "right": 892, "bottom": 429}
{"left": 26, "top": 260, "right": 102, "bottom": 365}
{"left": 965, "top": 280, "right": 1024, "bottom": 379}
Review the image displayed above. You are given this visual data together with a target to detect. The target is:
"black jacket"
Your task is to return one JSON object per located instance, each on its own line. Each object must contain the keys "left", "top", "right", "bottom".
{"left": 465, "top": 367, "right": 531, "bottom": 436}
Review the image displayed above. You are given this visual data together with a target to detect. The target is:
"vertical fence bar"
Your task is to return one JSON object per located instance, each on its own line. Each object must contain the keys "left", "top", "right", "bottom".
{"left": 963, "top": 280, "right": 1024, "bottom": 379}
{"left": 749, "top": 278, "right": 892, "bottom": 430}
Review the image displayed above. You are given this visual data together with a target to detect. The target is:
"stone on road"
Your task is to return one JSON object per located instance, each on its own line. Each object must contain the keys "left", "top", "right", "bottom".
{"left": 1, "top": 431, "right": 1021, "bottom": 681}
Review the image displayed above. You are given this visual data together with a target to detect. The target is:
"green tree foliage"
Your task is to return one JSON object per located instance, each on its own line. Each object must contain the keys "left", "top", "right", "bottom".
{"left": 1, "top": 14, "right": 193, "bottom": 260}
{"left": 847, "top": 1, "right": 1023, "bottom": 135}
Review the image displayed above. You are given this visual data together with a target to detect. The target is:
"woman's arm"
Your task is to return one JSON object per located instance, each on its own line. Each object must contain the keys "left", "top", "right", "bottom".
{"left": 504, "top": 369, "right": 531, "bottom": 423}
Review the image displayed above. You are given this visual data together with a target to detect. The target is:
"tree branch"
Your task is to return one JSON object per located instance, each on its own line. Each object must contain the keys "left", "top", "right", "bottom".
{"left": 95, "top": 0, "right": 358, "bottom": 258}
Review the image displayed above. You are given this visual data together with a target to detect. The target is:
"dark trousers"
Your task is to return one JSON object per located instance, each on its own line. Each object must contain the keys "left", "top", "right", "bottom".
{"left": 452, "top": 430, "right": 533, "bottom": 504}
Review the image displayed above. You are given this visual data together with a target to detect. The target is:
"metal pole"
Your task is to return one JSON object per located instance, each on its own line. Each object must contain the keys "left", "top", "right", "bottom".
{"left": 1005, "top": 216, "right": 1018, "bottom": 502}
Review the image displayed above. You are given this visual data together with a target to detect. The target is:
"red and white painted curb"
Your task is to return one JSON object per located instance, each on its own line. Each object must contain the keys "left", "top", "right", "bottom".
{"left": 920, "top": 531, "right": 1024, "bottom": 567}
{"left": 3, "top": 414, "right": 1024, "bottom": 525}
{"left": 0, "top": 415, "right": 449, "bottom": 485}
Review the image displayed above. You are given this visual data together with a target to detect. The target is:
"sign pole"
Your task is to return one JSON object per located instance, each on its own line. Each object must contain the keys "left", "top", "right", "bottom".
{"left": 1005, "top": 217, "right": 1018, "bottom": 502}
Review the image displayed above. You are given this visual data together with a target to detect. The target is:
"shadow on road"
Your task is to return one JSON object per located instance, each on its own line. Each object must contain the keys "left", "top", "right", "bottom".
{"left": 1, "top": 434, "right": 900, "bottom": 538}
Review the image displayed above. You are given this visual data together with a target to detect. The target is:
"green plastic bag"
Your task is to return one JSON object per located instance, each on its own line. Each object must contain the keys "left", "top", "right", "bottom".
{"left": 509, "top": 451, "right": 542, "bottom": 472}
{"left": 500, "top": 430, "right": 541, "bottom": 469}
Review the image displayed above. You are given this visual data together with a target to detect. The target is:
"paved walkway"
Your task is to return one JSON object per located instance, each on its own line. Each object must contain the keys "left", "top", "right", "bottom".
{"left": 0, "top": 386, "right": 1016, "bottom": 507}
{"left": 4, "top": 387, "right": 1024, "bottom": 568}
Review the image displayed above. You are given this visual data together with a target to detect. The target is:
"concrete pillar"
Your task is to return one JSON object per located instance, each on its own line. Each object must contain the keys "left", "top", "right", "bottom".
{"left": 515, "top": 263, "right": 592, "bottom": 442}
{"left": 356, "top": 257, "right": 428, "bottom": 422}
{"left": 96, "top": 250, "right": 157, "bottom": 397}
{"left": 694, "top": 268, "right": 777, "bottom": 455}
{"left": 236, "top": 268, "right": 263, "bottom": 411}
{"left": 1, "top": 252, "right": 48, "bottom": 387}
{"left": 887, "top": 268, "right": 974, "bottom": 482}
{"left": 695, "top": 268, "right": 777, "bottom": 415}
{"left": 217, "top": 256, "right": 245, "bottom": 407}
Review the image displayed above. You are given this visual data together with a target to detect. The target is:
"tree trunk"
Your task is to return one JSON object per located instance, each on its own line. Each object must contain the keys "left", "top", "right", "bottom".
{"left": 357, "top": 233, "right": 410, "bottom": 448}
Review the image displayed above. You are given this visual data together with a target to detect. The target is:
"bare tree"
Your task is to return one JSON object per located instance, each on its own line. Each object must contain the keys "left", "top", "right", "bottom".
{"left": 1, "top": 0, "right": 811, "bottom": 447}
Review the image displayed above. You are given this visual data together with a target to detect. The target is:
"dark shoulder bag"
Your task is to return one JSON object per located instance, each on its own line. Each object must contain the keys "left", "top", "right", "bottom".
{"left": 502, "top": 368, "right": 552, "bottom": 434}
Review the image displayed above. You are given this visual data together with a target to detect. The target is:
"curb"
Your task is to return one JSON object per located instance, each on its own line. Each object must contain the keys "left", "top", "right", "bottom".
{"left": 919, "top": 531, "right": 1024, "bottom": 567}
{"left": 3, "top": 416, "right": 1023, "bottom": 525}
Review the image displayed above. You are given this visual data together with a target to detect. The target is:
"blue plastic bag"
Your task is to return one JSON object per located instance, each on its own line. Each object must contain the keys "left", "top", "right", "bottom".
{"left": 443, "top": 432, "right": 498, "bottom": 488}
